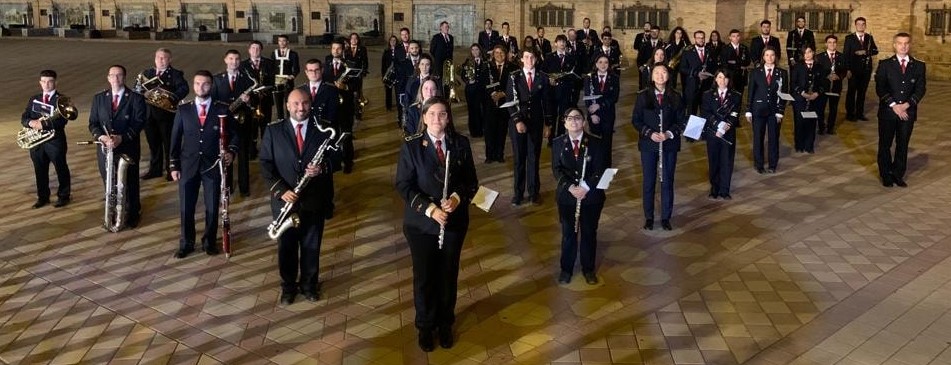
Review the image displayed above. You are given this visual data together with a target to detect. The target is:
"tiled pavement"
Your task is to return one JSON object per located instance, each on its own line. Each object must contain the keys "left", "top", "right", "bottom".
{"left": 1, "top": 38, "right": 950, "bottom": 364}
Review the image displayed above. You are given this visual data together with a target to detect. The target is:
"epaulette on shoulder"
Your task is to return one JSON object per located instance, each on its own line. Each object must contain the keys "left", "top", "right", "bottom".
{"left": 403, "top": 132, "right": 423, "bottom": 142}
{"left": 179, "top": 98, "right": 194, "bottom": 106}
{"left": 268, "top": 119, "right": 285, "bottom": 126}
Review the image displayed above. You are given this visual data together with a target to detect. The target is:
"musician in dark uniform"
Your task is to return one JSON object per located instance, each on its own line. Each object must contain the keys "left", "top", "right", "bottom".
{"left": 702, "top": 71, "right": 741, "bottom": 200}
{"left": 584, "top": 55, "right": 620, "bottom": 167}
{"left": 876, "top": 32, "right": 926, "bottom": 188}
{"left": 553, "top": 108, "right": 607, "bottom": 285}
{"left": 750, "top": 20, "right": 782, "bottom": 67}
{"left": 589, "top": 32, "right": 621, "bottom": 71}
{"left": 640, "top": 48, "right": 672, "bottom": 91}
{"left": 403, "top": 55, "right": 438, "bottom": 135}
{"left": 680, "top": 30, "right": 717, "bottom": 116}
{"left": 324, "top": 38, "right": 356, "bottom": 173}
{"left": 170, "top": 70, "right": 237, "bottom": 258}
{"left": 405, "top": 79, "right": 442, "bottom": 137}
{"left": 745, "top": 48, "right": 790, "bottom": 173}
{"left": 721, "top": 29, "right": 751, "bottom": 95}
{"left": 633, "top": 22, "right": 651, "bottom": 54}
{"left": 261, "top": 89, "right": 339, "bottom": 304}
{"left": 791, "top": 45, "right": 827, "bottom": 154}
{"left": 478, "top": 19, "right": 500, "bottom": 58}
{"left": 816, "top": 35, "right": 847, "bottom": 135}
{"left": 429, "top": 21, "right": 454, "bottom": 84}
{"left": 664, "top": 27, "right": 689, "bottom": 90}
{"left": 394, "top": 27, "right": 413, "bottom": 61}
{"left": 506, "top": 49, "right": 553, "bottom": 206}
{"left": 22, "top": 69, "right": 72, "bottom": 208}
{"left": 298, "top": 59, "right": 339, "bottom": 127}
{"left": 843, "top": 17, "right": 879, "bottom": 122}
{"left": 483, "top": 44, "right": 517, "bottom": 163}
{"left": 212, "top": 50, "right": 253, "bottom": 197}
{"left": 637, "top": 26, "right": 664, "bottom": 70}
{"left": 544, "top": 35, "right": 578, "bottom": 140}
{"left": 708, "top": 30, "right": 725, "bottom": 71}
{"left": 272, "top": 34, "right": 301, "bottom": 121}
{"left": 383, "top": 35, "right": 399, "bottom": 112}
{"left": 786, "top": 16, "right": 815, "bottom": 67}
{"left": 141, "top": 48, "right": 188, "bottom": 181}
{"left": 395, "top": 40, "right": 422, "bottom": 133}
{"left": 461, "top": 44, "right": 486, "bottom": 138}
{"left": 534, "top": 27, "right": 553, "bottom": 56}
{"left": 632, "top": 65, "right": 686, "bottom": 231}
{"left": 241, "top": 40, "right": 276, "bottom": 146}
{"left": 500, "top": 22, "right": 519, "bottom": 61}
{"left": 89, "top": 65, "right": 147, "bottom": 227}
{"left": 578, "top": 18, "right": 600, "bottom": 49}
{"left": 567, "top": 29, "right": 588, "bottom": 71}
{"left": 395, "top": 97, "right": 478, "bottom": 352}
{"left": 346, "top": 32, "right": 370, "bottom": 120}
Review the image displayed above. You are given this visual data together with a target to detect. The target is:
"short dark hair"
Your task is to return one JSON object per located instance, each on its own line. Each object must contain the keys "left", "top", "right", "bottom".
{"left": 276, "top": 34, "right": 289, "bottom": 41}
{"left": 331, "top": 37, "right": 346, "bottom": 46}
{"left": 855, "top": 17, "right": 867, "bottom": 24}
{"left": 796, "top": 16, "right": 806, "bottom": 22}
{"left": 537, "top": 26, "right": 544, "bottom": 32}
{"left": 502, "top": 22, "right": 510, "bottom": 27}
{"left": 400, "top": 27, "right": 410, "bottom": 34}
{"left": 194, "top": 70, "right": 213, "bottom": 79}
{"left": 109, "top": 64, "right": 126, "bottom": 76}
{"left": 40, "top": 69, "right": 57, "bottom": 79}
{"left": 485, "top": 19, "right": 493, "bottom": 24}
{"left": 694, "top": 30, "right": 706, "bottom": 37}
{"left": 729, "top": 29, "right": 741, "bottom": 36}
{"left": 601, "top": 31, "right": 612, "bottom": 39}
{"left": 409, "top": 39, "right": 421, "bottom": 47}
{"left": 555, "top": 34, "right": 567, "bottom": 43}
{"left": 825, "top": 34, "right": 838, "bottom": 42}
{"left": 439, "top": 21, "right": 449, "bottom": 27}
{"left": 305, "top": 58, "right": 322, "bottom": 67}
{"left": 224, "top": 49, "right": 240, "bottom": 57}
{"left": 249, "top": 40, "right": 263, "bottom": 48}
{"left": 644, "top": 21, "right": 652, "bottom": 26}
{"left": 651, "top": 25, "right": 660, "bottom": 31}
{"left": 894, "top": 32, "right": 912, "bottom": 40}
{"left": 760, "top": 19, "right": 772, "bottom": 26}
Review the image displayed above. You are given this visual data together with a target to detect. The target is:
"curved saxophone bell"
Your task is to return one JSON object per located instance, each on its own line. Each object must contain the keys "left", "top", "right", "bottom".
{"left": 267, "top": 213, "right": 300, "bottom": 240}
{"left": 443, "top": 60, "right": 460, "bottom": 103}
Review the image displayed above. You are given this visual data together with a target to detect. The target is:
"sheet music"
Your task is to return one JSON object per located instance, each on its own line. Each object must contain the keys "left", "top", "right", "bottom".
{"left": 825, "top": 92, "right": 840, "bottom": 97}
{"left": 800, "top": 111, "right": 818, "bottom": 119}
{"left": 777, "top": 92, "right": 795, "bottom": 101}
{"left": 582, "top": 95, "right": 602, "bottom": 101}
{"left": 596, "top": 168, "right": 619, "bottom": 189}
{"left": 683, "top": 115, "right": 706, "bottom": 140}
{"left": 471, "top": 186, "right": 499, "bottom": 212}
{"left": 499, "top": 100, "right": 518, "bottom": 108}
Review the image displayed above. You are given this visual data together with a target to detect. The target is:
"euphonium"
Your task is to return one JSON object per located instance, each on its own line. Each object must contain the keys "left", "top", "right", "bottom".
{"left": 135, "top": 73, "right": 178, "bottom": 112}
{"left": 267, "top": 121, "right": 350, "bottom": 240}
{"left": 17, "top": 97, "right": 79, "bottom": 149}
{"left": 443, "top": 59, "right": 460, "bottom": 103}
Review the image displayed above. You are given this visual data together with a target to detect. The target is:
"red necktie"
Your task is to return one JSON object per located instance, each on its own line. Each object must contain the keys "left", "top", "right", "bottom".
{"left": 656, "top": 93, "right": 664, "bottom": 106}
{"left": 859, "top": 35, "right": 864, "bottom": 46}
{"left": 435, "top": 140, "right": 445, "bottom": 164}
{"left": 526, "top": 72, "right": 533, "bottom": 90}
{"left": 699, "top": 48, "right": 705, "bottom": 63}
{"left": 719, "top": 92, "right": 725, "bottom": 106}
{"left": 295, "top": 123, "right": 304, "bottom": 154}
{"left": 43, "top": 94, "right": 49, "bottom": 104}
{"left": 599, "top": 76, "right": 606, "bottom": 92}
{"left": 311, "top": 85, "right": 317, "bottom": 100}
{"left": 572, "top": 139, "right": 579, "bottom": 158}
{"left": 334, "top": 62, "right": 340, "bottom": 76}
{"left": 766, "top": 69, "right": 772, "bottom": 84}
{"left": 901, "top": 59, "right": 907, "bottom": 74}
{"left": 198, "top": 104, "right": 207, "bottom": 126}
{"left": 156, "top": 70, "right": 163, "bottom": 78}
{"left": 229, "top": 75, "right": 235, "bottom": 92}
{"left": 112, "top": 94, "right": 119, "bottom": 112}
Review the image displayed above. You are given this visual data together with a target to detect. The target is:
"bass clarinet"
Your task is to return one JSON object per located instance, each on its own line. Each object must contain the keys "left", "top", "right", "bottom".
{"left": 217, "top": 115, "right": 233, "bottom": 257}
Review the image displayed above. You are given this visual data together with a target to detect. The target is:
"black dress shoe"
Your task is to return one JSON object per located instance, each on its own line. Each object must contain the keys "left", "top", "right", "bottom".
{"left": 708, "top": 193, "right": 718, "bottom": 200}
{"left": 53, "top": 197, "right": 70, "bottom": 208}
{"left": 643, "top": 219, "right": 654, "bottom": 230}
{"left": 558, "top": 271, "right": 571, "bottom": 284}
{"left": 141, "top": 171, "right": 162, "bottom": 179}
{"left": 302, "top": 291, "right": 320, "bottom": 302}
{"left": 418, "top": 330, "right": 435, "bottom": 352}
{"left": 165, "top": 174, "right": 174, "bottom": 181}
{"left": 204, "top": 245, "right": 220, "bottom": 256}
{"left": 280, "top": 292, "right": 296, "bottom": 305}
{"left": 530, "top": 195, "right": 541, "bottom": 205}
{"left": 894, "top": 178, "right": 908, "bottom": 187}
{"left": 756, "top": 168, "right": 766, "bottom": 174}
{"left": 661, "top": 220, "right": 673, "bottom": 231}
{"left": 583, "top": 272, "right": 599, "bottom": 285}
{"left": 484, "top": 158, "right": 492, "bottom": 164}
{"left": 438, "top": 327, "right": 454, "bottom": 349}
{"left": 511, "top": 197, "right": 522, "bottom": 207}
{"left": 806, "top": 150, "right": 815, "bottom": 154}
{"left": 720, "top": 194, "right": 733, "bottom": 200}
{"left": 882, "top": 179, "right": 894, "bottom": 187}
{"left": 126, "top": 214, "right": 141, "bottom": 228}
{"left": 32, "top": 198, "right": 49, "bottom": 209}
{"left": 342, "top": 164, "right": 353, "bottom": 174}
{"left": 766, "top": 168, "right": 776, "bottom": 174}
{"left": 174, "top": 247, "right": 194, "bottom": 259}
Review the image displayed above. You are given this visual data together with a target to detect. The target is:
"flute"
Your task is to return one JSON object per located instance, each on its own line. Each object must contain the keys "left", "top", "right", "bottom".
{"left": 438, "top": 148, "right": 451, "bottom": 250}
{"left": 658, "top": 106, "right": 664, "bottom": 184}
{"left": 574, "top": 148, "right": 589, "bottom": 234}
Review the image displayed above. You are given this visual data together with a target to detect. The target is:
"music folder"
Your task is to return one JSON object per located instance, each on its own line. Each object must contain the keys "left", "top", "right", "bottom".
{"left": 471, "top": 186, "right": 499, "bottom": 212}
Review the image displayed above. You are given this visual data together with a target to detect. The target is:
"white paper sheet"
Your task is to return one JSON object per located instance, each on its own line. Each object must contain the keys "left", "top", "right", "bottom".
{"left": 499, "top": 100, "right": 519, "bottom": 108}
{"left": 582, "top": 95, "right": 602, "bottom": 101}
{"left": 825, "top": 92, "right": 840, "bottom": 97}
{"left": 683, "top": 115, "right": 707, "bottom": 140}
{"left": 800, "top": 111, "right": 818, "bottom": 119}
{"left": 471, "top": 186, "right": 499, "bottom": 212}
{"left": 596, "top": 168, "right": 619, "bottom": 189}
{"left": 777, "top": 92, "right": 795, "bottom": 101}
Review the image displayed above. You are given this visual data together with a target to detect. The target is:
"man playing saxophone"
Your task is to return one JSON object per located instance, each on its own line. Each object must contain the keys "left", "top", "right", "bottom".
{"left": 22, "top": 69, "right": 72, "bottom": 209}
{"left": 212, "top": 49, "right": 254, "bottom": 197}
{"left": 170, "top": 70, "right": 238, "bottom": 258}
{"left": 89, "top": 65, "right": 147, "bottom": 228}
{"left": 260, "top": 89, "right": 338, "bottom": 305}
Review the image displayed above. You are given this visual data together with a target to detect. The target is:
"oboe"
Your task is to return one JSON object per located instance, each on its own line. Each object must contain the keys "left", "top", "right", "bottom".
{"left": 574, "top": 147, "right": 589, "bottom": 233}
{"left": 217, "top": 115, "right": 232, "bottom": 258}
{"left": 438, "top": 148, "right": 451, "bottom": 250}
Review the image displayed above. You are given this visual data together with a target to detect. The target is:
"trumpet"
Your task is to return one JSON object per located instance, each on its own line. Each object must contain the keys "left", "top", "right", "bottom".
{"left": 17, "top": 97, "right": 79, "bottom": 149}
{"left": 135, "top": 73, "right": 178, "bottom": 112}
{"left": 267, "top": 122, "right": 350, "bottom": 240}
{"left": 443, "top": 59, "right": 460, "bottom": 103}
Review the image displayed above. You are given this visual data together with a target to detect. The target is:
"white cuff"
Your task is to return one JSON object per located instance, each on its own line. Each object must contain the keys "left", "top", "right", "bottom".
{"left": 717, "top": 122, "right": 727, "bottom": 130}
{"left": 450, "top": 192, "right": 461, "bottom": 205}
{"left": 425, "top": 203, "right": 437, "bottom": 218}
{"left": 888, "top": 102, "right": 897, "bottom": 107}
{"left": 774, "top": 113, "right": 784, "bottom": 119}
{"left": 745, "top": 112, "right": 752, "bottom": 118}
{"left": 665, "top": 131, "right": 674, "bottom": 139}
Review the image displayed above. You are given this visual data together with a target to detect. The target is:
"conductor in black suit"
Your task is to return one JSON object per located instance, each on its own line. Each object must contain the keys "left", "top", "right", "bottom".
{"left": 745, "top": 48, "right": 789, "bottom": 174}
{"left": 22, "top": 69, "right": 72, "bottom": 208}
{"left": 89, "top": 65, "right": 148, "bottom": 228}
{"left": 816, "top": 35, "right": 847, "bottom": 134}
{"left": 632, "top": 65, "right": 686, "bottom": 231}
{"left": 876, "top": 33, "right": 926, "bottom": 188}
{"left": 702, "top": 71, "right": 741, "bottom": 200}
{"left": 141, "top": 48, "right": 189, "bottom": 181}
{"left": 507, "top": 49, "right": 553, "bottom": 206}
{"left": 750, "top": 20, "right": 782, "bottom": 67}
{"left": 430, "top": 21, "right": 455, "bottom": 81}
{"left": 170, "top": 70, "right": 238, "bottom": 258}
{"left": 478, "top": 19, "right": 500, "bottom": 58}
{"left": 212, "top": 49, "right": 253, "bottom": 196}
{"left": 241, "top": 41, "right": 276, "bottom": 144}
{"left": 553, "top": 108, "right": 607, "bottom": 285}
{"left": 272, "top": 34, "right": 301, "bottom": 121}
{"left": 261, "top": 89, "right": 339, "bottom": 305}
{"left": 786, "top": 16, "right": 815, "bottom": 67}
{"left": 395, "top": 97, "right": 478, "bottom": 352}
{"left": 843, "top": 17, "right": 879, "bottom": 121}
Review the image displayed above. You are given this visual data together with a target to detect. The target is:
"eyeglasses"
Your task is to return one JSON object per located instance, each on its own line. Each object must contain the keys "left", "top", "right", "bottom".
{"left": 565, "top": 115, "right": 584, "bottom": 122}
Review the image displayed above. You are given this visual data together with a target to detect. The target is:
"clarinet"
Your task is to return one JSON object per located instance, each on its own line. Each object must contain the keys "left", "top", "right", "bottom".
{"left": 438, "top": 148, "right": 451, "bottom": 250}
{"left": 217, "top": 115, "right": 232, "bottom": 258}
{"left": 574, "top": 147, "right": 589, "bottom": 233}
{"left": 658, "top": 105, "right": 664, "bottom": 184}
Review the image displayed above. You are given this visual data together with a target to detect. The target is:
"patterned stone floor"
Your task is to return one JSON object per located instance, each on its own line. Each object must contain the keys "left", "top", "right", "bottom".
{"left": 0, "top": 38, "right": 950, "bottom": 365}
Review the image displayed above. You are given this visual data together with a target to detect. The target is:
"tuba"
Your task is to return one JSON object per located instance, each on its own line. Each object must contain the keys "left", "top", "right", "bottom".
{"left": 443, "top": 59, "right": 460, "bottom": 103}
{"left": 267, "top": 121, "right": 350, "bottom": 240}
{"left": 135, "top": 73, "right": 178, "bottom": 113}
{"left": 17, "top": 97, "right": 79, "bottom": 149}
